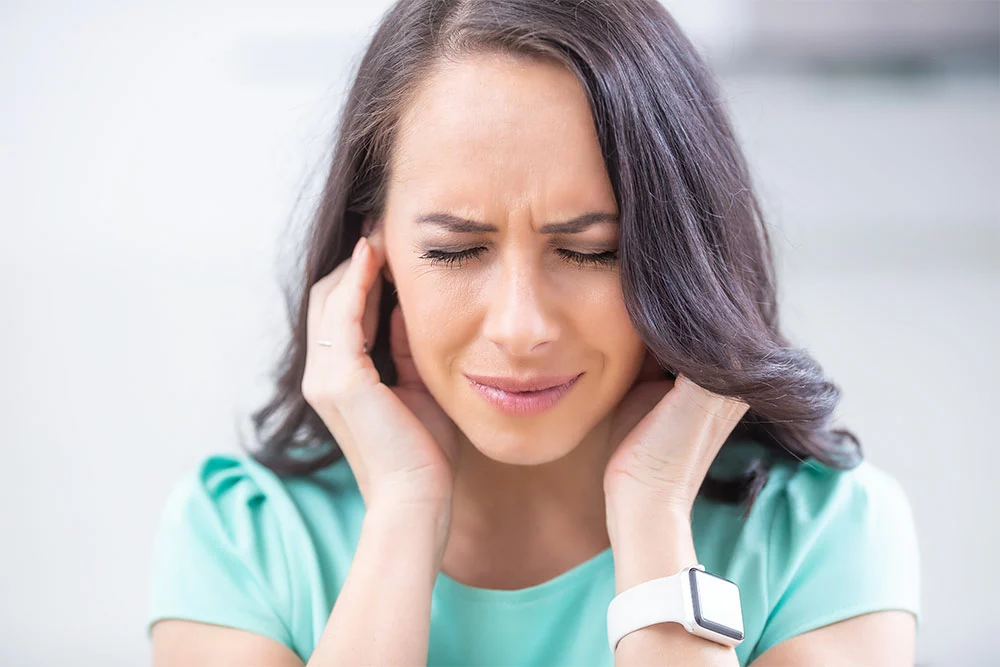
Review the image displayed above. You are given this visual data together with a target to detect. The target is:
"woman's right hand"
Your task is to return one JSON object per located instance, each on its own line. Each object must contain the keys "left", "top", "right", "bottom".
{"left": 302, "top": 229, "right": 461, "bottom": 516}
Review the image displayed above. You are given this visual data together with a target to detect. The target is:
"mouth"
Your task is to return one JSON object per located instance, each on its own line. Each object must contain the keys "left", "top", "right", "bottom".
{"left": 465, "top": 373, "right": 583, "bottom": 416}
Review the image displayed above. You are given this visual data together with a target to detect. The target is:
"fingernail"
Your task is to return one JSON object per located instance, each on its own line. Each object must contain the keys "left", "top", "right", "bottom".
{"left": 353, "top": 237, "right": 366, "bottom": 260}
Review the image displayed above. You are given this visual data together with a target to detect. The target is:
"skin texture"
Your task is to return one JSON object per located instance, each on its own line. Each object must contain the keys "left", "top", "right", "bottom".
{"left": 377, "top": 51, "right": 648, "bottom": 586}
{"left": 151, "top": 52, "right": 917, "bottom": 666}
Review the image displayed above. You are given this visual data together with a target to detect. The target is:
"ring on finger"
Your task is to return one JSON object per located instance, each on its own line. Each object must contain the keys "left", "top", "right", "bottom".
{"left": 316, "top": 339, "right": 368, "bottom": 354}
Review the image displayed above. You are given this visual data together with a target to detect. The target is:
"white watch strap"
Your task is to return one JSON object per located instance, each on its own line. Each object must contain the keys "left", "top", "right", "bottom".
{"left": 606, "top": 564, "right": 703, "bottom": 653}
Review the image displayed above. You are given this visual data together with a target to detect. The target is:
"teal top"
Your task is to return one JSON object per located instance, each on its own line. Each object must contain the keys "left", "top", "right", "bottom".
{"left": 146, "top": 439, "right": 921, "bottom": 665}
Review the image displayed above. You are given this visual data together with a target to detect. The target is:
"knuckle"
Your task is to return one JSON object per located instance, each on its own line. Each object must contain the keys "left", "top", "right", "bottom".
{"left": 323, "top": 281, "right": 348, "bottom": 311}
{"left": 310, "top": 268, "right": 345, "bottom": 300}
{"left": 309, "top": 277, "right": 331, "bottom": 300}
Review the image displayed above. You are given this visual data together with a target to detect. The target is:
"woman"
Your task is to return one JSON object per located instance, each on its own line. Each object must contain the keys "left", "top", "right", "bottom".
{"left": 147, "top": 1, "right": 921, "bottom": 665}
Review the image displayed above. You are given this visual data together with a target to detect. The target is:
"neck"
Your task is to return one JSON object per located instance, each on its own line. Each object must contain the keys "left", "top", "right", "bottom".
{"left": 440, "top": 416, "right": 616, "bottom": 587}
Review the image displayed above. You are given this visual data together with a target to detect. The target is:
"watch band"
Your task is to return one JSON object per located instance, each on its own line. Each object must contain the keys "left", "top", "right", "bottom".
{"left": 607, "top": 564, "right": 704, "bottom": 653}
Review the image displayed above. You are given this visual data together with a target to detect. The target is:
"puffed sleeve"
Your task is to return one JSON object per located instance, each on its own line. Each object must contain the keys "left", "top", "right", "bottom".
{"left": 145, "top": 454, "right": 297, "bottom": 655}
{"left": 747, "top": 456, "right": 922, "bottom": 662}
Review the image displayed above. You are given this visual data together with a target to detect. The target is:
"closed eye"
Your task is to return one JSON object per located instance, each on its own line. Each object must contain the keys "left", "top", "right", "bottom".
{"left": 419, "top": 247, "right": 618, "bottom": 269}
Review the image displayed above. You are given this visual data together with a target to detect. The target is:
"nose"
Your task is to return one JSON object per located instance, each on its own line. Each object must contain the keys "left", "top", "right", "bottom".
{"left": 481, "top": 255, "right": 561, "bottom": 357}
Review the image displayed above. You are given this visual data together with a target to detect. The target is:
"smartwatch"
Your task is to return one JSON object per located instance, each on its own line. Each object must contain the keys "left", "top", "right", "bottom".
{"left": 607, "top": 564, "right": 745, "bottom": 653}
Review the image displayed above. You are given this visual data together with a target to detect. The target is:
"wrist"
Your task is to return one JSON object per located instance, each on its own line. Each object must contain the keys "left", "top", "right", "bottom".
{"left": 607, "top": 502, "right": 698, "bottom": 594}
{"left": 365, "top": 500, "right": 453, "bottom": 571}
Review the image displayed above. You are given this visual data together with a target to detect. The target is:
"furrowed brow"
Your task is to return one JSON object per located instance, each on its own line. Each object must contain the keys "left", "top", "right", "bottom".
{"left": 414, "top": 211, "right": 619, "bottom": 233}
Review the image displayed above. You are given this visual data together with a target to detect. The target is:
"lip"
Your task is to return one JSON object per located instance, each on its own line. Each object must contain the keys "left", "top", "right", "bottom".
{"left": 465, "top": 373, "right": 583, "bottom": 416}
{"left": 464, "top": 373, "right": 583, "bottom": 392}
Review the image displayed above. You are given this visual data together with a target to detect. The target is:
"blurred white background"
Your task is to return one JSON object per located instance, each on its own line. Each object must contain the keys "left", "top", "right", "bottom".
{"left": 1, "top": 1, "right": 997, "bottom": 665}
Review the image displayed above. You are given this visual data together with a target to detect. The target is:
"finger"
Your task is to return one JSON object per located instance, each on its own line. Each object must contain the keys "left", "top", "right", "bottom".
{"left": 360, "top": 232, "right": 386, "bottom": 353}
{"left": 390, "top": 303, "right": 423, "bottom": 389}
{"left": 322, "top": 237, "right": 379, "bottom": 356}
{"left": 306, "top": 244, "right": 355, "bottom": 346}
{"left": 302, "top": 244, "right": 361, "bottom": 461}
{"left": 672, "top": 374, "right": 750, "bottom": 426}
{"left": 308, "top": 238, "right": 382, "bottom": 399}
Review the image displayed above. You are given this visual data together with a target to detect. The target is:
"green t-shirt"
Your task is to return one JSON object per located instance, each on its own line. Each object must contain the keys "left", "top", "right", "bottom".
{"left": 146, "top": 439, "right": 921, "bottom": 665}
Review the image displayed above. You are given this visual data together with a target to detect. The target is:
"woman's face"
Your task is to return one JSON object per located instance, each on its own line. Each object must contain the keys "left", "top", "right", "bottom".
{"left": 377, "top": 52, "right": 648, "bottom": 465}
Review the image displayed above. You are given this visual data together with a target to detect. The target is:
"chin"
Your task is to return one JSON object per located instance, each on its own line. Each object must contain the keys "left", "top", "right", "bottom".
{"left": 462, "top": 428, "right": 582, "bottom": 466}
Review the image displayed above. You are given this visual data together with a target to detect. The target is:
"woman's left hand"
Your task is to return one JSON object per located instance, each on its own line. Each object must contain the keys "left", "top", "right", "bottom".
{"left": 603, "top": 351, "right": 751, "bottom": 517}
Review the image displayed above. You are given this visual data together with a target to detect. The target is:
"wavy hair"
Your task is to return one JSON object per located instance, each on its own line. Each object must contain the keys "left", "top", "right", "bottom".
{"left": 243, "top": 0, "right": 862, "bottom": 518}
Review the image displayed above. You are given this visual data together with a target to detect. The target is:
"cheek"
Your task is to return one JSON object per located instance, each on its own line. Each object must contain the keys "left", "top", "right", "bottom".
{"left": 573, "top": 281, "right": 646, "bottom": 376}
{"left": 394, "top": 273, "right": 475, "bottom": 371}
{"left": 571, "top": 278, "right": 636, "bottom": 338}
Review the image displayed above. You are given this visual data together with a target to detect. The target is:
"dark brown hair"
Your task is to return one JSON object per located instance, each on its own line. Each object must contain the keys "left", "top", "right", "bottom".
{"left": 242, "top": 0, "right": 863, "bottom": 517}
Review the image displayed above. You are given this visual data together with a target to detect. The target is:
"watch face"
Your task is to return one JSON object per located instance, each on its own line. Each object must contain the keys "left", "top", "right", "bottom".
{"left": 689, "top": 569, "right": 745, "bottom": 641}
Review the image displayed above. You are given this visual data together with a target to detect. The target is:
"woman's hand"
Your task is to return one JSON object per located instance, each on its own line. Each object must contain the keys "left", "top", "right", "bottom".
{"left": 302, "top": 229, "right": 461, "bottom": 515}
{"left": 603, "top": 352, "right": 750, "bottom": 516}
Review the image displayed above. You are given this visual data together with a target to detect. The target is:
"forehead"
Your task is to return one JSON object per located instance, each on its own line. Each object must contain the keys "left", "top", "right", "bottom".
{"left": 388, "top": 52, "right": 615, "bottom": 209}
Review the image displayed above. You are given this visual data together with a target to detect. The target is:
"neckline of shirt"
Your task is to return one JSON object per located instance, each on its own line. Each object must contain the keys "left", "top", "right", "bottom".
{"left": 433, "top": 544, "right": 614, "bottom": 605}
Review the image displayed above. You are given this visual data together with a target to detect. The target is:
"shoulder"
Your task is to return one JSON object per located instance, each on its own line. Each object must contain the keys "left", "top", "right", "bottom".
{"left": 748, "top": 450, "right": 921, "bottom": 662}
{"left": 701, "top": 439, "right": 918, "bottom": 551}
{"left": 696, "top": 441, "right": 920, "bottom": 664}
{"left": 159, "top": 450, "right": 361, "bottom": 532}
{"left": 761, "top": 453, "right": 919, "bottom": 573}
{"left": 156, "top": 450, "right": 367, "bottom": 577}
{"left": 710, "top": 439, "right": 920, "bottom": 582}
{"left": 149, "top": 450, "right": 363, "bottom": 657}
{"left": 160, "top": 453, "right": 270, "bottom": 518}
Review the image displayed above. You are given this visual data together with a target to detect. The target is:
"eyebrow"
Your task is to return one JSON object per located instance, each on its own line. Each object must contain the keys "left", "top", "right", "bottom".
{"left": 414, "top": 211, "right": 619, "bottom": 234}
